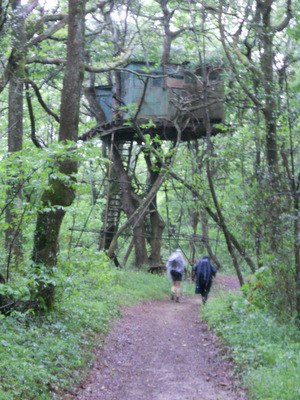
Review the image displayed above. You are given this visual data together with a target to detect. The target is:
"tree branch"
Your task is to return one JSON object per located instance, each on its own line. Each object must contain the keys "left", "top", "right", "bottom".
{"left": 25, "top": 82, "right": 43, "bottom": 148}
{"left": 28, "top": 13, "right": 67, "bottom": 38}
{"left": 25, "top": 78, "right": 60, "bottom": 123}
{"left": 28, "top": 16, "right": 69, "bottom": 45}
{"left": 25, "top": 49, "right": 132, "bottom": 72}
{"left": 275, "top": 0, "right": 292, "bottom": 32}
{"left": 218, "top": 6, "right": 263, "bottom": 109}
{"left": 21, "top": 0, "right": 39, "bottom": 17}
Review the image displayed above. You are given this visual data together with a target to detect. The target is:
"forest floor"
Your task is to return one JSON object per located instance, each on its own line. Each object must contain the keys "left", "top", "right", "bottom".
{"left": 67, "top": 276, "right": 249, "bottom": 400}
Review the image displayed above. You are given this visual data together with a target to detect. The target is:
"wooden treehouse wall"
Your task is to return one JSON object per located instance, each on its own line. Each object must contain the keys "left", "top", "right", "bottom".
{"left": 95, "top": 62, "right": 225, "bottom": 141}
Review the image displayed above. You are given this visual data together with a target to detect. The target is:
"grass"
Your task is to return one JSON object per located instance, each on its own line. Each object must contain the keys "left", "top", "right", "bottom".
{"left": 201, "top": 287, "right": 300, "bottom": 400}
{"left": 0, "top": 251, "right": 171, "bottom": 400}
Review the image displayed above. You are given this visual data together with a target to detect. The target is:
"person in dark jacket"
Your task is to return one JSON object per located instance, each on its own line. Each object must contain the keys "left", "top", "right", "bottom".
{"left": 192, "top": 255, "right": 216, "bottom": 304}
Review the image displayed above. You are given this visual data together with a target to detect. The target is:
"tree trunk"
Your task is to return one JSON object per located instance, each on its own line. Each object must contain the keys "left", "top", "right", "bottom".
{"left": 148, "top": 163, "right": 165, "bottom": 268}
{"left": 257, "top": 1, "right": 282, "bottom": 254}
{"left": 149, "top": 196, "right": 165, "bottom": 267}
{"left": 200, "top": 209, "right": 222, "bottom": 270}
{"left": 5, "top": 0, "right": 26, "bottom": 275}
{"left": 112, "top": 144, "right": 148, "bottom": 268}
{"left": 188, "top": 207, "right": 199, "bottom": 265}
{"left": 32, "top": 0, "right": 86, "bottom": 310}
{"left": 295, "top": 195, "right": 300, "bottom": 321}
{"left": 206, "top": 158, "right": 244, "bottom": 286}
{"left": 259, "top": 0, "right": 278, "bottom": 172}
{"left": 5, "top": 74, "right": 24, "bottom": 274}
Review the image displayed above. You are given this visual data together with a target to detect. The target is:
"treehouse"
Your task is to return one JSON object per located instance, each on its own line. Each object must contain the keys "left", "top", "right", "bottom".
{"left": 95, "top": 61, "right": 225, "bottom": 141}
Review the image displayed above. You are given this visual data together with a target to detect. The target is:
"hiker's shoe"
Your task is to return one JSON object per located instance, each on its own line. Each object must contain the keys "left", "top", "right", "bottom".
{"left": 170, "top": 293, "right": 175, "bottom": 301}
{"left": 175, "top": 297, "right": 180, "bottom": 303}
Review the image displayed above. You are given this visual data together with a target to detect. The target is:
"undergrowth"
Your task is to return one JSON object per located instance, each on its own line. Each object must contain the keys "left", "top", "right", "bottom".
{"left": 0, "top": 249, "right": 170, "bottom": 400}
{"left": 202, "top": 288, "right": 300, "bottom": 400}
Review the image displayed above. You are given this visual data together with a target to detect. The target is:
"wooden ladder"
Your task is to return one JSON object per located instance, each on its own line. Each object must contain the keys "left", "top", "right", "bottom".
{"left": 100, "top": 141, "right": 133, "bottom": 250}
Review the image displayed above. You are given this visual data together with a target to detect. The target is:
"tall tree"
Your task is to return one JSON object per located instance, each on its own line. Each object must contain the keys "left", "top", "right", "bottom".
{"left": 5, "top": 0, "right": 27, "bottom": 273}
{"left": 32, "top": 0, "right": 86, "bottom": 310}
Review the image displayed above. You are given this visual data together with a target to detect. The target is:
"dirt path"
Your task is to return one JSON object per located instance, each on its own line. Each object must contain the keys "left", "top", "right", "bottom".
{"left": 70, "top": 276, "right": 248, "bottom": 400}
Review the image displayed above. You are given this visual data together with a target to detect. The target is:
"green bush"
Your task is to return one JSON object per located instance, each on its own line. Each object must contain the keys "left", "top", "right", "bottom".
{"left": 241, "top": 266, "right": 296, "bottom": 320}
{"left": 202, "top": 290, "right": 300, "bottom": 400}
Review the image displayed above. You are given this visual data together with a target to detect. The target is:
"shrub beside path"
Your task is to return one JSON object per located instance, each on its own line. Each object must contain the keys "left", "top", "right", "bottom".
{"left": 69, "top": 276, "right": 248, "bottom": 400}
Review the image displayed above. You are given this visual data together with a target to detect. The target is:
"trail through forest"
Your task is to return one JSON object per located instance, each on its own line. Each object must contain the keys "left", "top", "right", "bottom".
{"left": 70, "top": 276, "right": 248, "bottom": 400}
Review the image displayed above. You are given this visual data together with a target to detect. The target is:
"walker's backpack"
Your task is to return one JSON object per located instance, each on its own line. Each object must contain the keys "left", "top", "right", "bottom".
{"left": 170, "top": 259, "right": 180, "bottom": 273}
{"left": 195, "top": 259, "right": 216, "bottom": 289}
{"left": 170, "top": 259, "right": 182, "bottom": 279}
{"left": 195, "top": 260, "right": 206, "bottom": 280}
{"left": 166, "top": 251, "right": 185, "bottom": 280}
